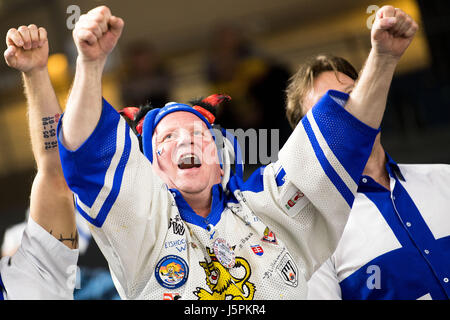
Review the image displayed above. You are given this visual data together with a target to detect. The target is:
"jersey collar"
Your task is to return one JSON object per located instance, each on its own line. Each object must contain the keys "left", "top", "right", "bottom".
{"left": 169, "top": 184, "right": 227, "bottom": 230}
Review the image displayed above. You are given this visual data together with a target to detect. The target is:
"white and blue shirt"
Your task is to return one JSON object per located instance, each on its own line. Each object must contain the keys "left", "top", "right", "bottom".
{"left": 56, "top": 90, "right": 379, "bottom": 300}
{"left": 307, "top": 154, "right": 450, "bottom": 300}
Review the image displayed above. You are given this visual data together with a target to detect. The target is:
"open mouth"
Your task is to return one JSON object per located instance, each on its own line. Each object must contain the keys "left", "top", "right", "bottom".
{"left": 177, "top": 153, "right": 201, "bottom": 169}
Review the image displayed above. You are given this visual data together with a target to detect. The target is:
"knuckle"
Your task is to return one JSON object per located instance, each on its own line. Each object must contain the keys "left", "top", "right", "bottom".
{"left": 77, "top": 14, "right": 88, "bottom": 23}
{"left": 93, "top": 13, "right": 105, "bottom": 23}
{"left": 27, "top": 24, "right": 37, "bottom": 29}
{"left": 98, "top": 5, "right": 110, "bottom": 14}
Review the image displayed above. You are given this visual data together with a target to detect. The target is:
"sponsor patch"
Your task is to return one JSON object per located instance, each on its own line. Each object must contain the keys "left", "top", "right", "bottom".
{"left": 261, "top": 227, "right": 278, "bottom": 245}
{"left": 213, "top": 238, "right": 236, "bottom": 269}
{"left": 280, "top": 183, "right": 308, "bottom": 217}
{"left": 251, "top": 245, "right": 264, "bottom": 256}
{"left": 163, "top": 292, "right": 181, "bottom": 300}
{"left": 168, "top": 214, "right": 185, "bottom": 235}
{"left": 276, "top": 253, "right": 298, "bottom": 287}
{"left": 155, "top": 255, "right": 189, "bottom": 289}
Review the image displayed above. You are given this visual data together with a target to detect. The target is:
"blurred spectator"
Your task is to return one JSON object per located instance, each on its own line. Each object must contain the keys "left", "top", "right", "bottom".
{"left": 120, "top": 41, "right": 173, "bottom": 108}
{"left": 205, "top": 25, "right": 292, "bottom": 152}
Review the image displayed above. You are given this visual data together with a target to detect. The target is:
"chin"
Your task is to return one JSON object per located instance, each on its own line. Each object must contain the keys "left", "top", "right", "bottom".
{"left": 177, "top": 183, "right": 209, "bottom": 195}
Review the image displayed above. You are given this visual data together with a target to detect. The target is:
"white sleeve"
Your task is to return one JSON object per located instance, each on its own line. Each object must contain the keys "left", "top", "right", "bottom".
{"left": 0, "top": 216, "right": 79, "bottom": 300}
{"left": 242, "top": 90, "right": 379, "bottom": 280}
{"left": 57, "top": 99, "right": 171, "bottom": 298}
{"left": 307, "top": 258, "right": 342, "bottom": 300}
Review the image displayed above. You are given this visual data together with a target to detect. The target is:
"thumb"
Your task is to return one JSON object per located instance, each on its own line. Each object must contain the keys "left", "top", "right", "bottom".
{"left": 372, "top": 5, "right": 396, "bottom": 33}
{"left": 378, "top": 17, "right": 397, "bottom": 30}
{"left": 4, "top": 45, "right": 17, "bottom": 66}
{"left": 372, "top": 17, "right": 396, "bottom": 41}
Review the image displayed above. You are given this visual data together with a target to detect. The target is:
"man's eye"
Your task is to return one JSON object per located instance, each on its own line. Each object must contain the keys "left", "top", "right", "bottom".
{"left": 193, "top": 130, "right": 203, "bottom": 136}
{"left": 163, "top": 133, "right": 173, "bottom": 141}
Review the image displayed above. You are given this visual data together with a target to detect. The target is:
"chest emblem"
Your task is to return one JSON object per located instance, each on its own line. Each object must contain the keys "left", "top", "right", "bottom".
{"left": 194, "top": 248, "right": 256, "bottom": 300}
{"left": 155, "top": 255, "right": 189, "bottom": 289}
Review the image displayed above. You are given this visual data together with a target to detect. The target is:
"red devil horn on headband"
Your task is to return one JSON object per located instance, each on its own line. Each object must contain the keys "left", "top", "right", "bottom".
{"left": 192, "top": 94, "right": 231, "bottom": 124}
{"left": 119, "top": 107, "right": 144, "bottom": 135}
{"left": 201, "top": 94, "right": 231, "bottom": 107}
{"left": 119, "top": 107, "right": 139, "bottom": 120}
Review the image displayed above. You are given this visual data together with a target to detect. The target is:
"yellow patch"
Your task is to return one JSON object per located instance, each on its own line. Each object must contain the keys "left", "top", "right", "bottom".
{"left": 194, "top": 248, "right": 256, "bottom": 300}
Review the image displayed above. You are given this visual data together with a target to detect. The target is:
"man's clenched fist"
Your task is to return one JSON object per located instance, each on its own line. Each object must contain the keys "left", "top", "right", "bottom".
{"left": 4, "top": 25, "right": 49, "bottom": 73}
{"left": 73, "top": 6, "right": 124, "bottom": 62}
{"left": 371, "top": 6, "right": 419, "bottom": 60}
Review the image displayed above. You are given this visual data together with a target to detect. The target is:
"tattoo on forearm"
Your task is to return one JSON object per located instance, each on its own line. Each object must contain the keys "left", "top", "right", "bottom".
{"left": 41, "top": 113, "right": 60, "bottom": 150}
{"left": 49, "top": 229, "right": 79, "bottom": 248}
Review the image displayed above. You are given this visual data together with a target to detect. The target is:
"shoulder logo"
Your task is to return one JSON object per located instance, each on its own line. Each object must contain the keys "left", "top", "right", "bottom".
{"left": 285, "top": 190, "right": 305, "bottom": 210}
{"left": 155, "top": 255, "right": 189, "bottom": 289}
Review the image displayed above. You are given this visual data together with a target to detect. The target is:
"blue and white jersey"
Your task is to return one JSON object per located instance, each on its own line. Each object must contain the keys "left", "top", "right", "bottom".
{"left": 307, "top": 155, "right": 450, "bottom": 300}
{"left": 0, "top": 216, "right": 78, "bottom": 300}
{"left": 57, "top": 90, "right": 378, "bottom": 300}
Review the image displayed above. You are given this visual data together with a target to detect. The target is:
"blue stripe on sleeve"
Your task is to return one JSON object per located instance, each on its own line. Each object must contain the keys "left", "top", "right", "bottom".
{"left": 75, "top": 122, "right": 132, "bottom": 228}
{"left": 311, "top": 90, "right": 379, "bottom": 184}
{"left": 302, "top": 115, "right": 355, "bottom": 207}
{"left": 57, "top": 99, "right": 121, "bottom": 208}
{"left": 57, "top": 98, "right": 133, "bottom": 227}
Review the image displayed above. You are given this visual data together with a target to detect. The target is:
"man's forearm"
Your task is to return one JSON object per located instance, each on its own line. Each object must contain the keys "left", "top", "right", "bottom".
{"left": 23, "top": 67, "right": 77, "bottom": 250}
{"left": 23, "top": 68, "right": 63, "bottom": 172}
{"left": 345, "top": 49, "right": 398, "bottom": 129}
{"left": 61, "top": 58, "right": 105, "bottom": 151}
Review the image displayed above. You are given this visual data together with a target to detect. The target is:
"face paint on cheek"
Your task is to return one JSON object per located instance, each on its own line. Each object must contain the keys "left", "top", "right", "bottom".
{"left": 156, "top": 144, "right": 164, "bottom": 157}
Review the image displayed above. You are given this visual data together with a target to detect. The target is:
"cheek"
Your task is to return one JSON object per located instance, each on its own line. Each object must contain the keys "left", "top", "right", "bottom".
{"left": 155, "top": 143, "right": 177, "bottom": 170}
{"left": 201, "top": 140, "right": 220, "bottom": 166}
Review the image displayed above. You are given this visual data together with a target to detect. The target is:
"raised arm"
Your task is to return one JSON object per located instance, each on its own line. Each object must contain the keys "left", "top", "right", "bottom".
{"left": 345, "top": 5, "right": 418, "bottom": 128}
{"left": 4, "top": 25, "right": 77, "bottom": 249}
{"left": 267, "top": 6, "right": 418, "bottom": 279}
{"left": 60, "top": 5, "right": 124, "bottom": 151}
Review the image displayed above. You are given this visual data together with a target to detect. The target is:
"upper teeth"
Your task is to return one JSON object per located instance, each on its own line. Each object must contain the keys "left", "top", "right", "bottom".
{"left": 181, "top": 154, "right": 195, "bottom": 160}
{"left": 179, "top": 154, "right": 200, "bottom": 164}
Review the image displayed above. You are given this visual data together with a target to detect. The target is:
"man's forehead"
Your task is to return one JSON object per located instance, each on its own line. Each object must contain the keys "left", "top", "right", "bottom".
{"left": 314, "top": 71, "right": 355, "bottom": 87}
{"left": 154, "top": 111, "right": 208, "bottom": 133}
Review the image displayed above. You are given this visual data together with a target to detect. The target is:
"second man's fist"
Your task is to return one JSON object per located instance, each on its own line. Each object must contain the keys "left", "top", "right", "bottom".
{"left": 371, "top": 6, "right": 419, "bottom": 60}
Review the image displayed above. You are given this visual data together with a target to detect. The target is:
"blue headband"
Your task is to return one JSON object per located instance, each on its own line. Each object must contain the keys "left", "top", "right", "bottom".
{"left": 139, "top": 102, "right": 243, "bottom": 180}
{"left": 141, "top": 103, "right": 213, "bottom": 163}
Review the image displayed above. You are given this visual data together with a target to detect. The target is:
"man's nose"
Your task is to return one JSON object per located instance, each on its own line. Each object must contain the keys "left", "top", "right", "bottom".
{"left": 176, "top": 130, "right": 194, "bottom": 147}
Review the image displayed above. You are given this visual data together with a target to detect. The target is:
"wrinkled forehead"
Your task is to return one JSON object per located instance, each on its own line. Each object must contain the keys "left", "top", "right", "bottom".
{"left": 153, "top": 111, "right": 209, "bottom": 136}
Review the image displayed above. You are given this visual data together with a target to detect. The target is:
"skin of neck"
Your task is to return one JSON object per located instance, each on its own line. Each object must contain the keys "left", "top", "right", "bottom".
{"left": 362, "top": 133, "right": 390, "bottom": 190}
{"left": 180, "top": 188, "right": 214, "bottom": 218}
